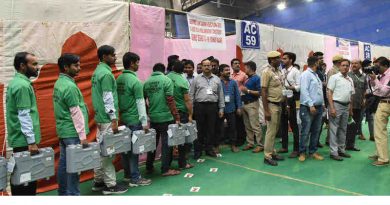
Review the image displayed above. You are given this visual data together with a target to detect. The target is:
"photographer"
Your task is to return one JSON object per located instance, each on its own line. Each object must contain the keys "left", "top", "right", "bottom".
{"left": 367, "top": 57, "right": 390, "bottom": 166}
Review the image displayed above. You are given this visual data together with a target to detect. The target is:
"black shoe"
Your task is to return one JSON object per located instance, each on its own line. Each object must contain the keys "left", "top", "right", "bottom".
{"left": 193, "top": 152, "right": 202, "bottom": 160}
{"left": 317, "top": 143, "right": 324, "bottom": 148}
{"left": 206, "top": 151, "right": 217, "bottom": 157}
{"left": 264, "top": 158, "right": 278, "bottom": 166}
{"left": 272, "top": 154, "right": 285, "bottom": 161}
{"left": 338, "top": 152, "right": 351, "bottom": 158}
{"left": 346, "top": 147, "right": 360, "bottom": 151}
{"left": 92, "top": 181, "right": 106, "bottom": 192}
{"left": 102, "top": 184, "right": 128, "bottom": 195}
{"left": 330, "top": 155, "right": 343, "bottom": 161}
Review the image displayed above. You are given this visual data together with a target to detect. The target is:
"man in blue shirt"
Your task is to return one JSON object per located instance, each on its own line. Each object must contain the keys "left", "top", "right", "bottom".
{"left": 298, "top": 56, "right": 325, "bottom": 162}
{"left": 241, "top": 61, "right": 263, "bottom": 153}
{"left": 219, "top": 64, "right": 242, "bottom": 153}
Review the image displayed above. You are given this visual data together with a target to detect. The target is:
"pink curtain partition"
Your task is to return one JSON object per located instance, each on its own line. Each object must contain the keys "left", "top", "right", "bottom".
{"left": 130, "top": 3, "right": 165, "bottom": 81}
{"left": 164, "top": 35, "right": 237, "bottom": 66}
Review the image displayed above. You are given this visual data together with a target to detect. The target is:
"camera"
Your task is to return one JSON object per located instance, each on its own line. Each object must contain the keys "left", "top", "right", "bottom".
{"left": 362, "top": 65, "right": 380, "bottom": 75}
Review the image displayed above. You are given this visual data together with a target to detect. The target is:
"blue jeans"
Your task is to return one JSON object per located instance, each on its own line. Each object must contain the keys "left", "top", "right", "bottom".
{"left": 299, "top": 105, "right": 323, "bottom": 154}
{"left": 121, "top": 124, "right": 143, "bottom": 181}
{"left": 58, "top": 137, "right": 81, "bottom": 196}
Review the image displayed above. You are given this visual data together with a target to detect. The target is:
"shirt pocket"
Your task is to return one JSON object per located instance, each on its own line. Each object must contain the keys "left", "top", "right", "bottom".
{"left": 270, "top": 75, "right": 282, "bottom": 87}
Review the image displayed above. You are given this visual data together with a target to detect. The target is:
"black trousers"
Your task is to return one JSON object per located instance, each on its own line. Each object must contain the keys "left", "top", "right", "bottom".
{"left": 346, "top": 109, "right": 362, "bottom": 148}
{"left": 279, "top": 100, "right": 299, "bottom": 151}
{"left": 193, "top": 102, "right": 218, "bottom": 154}
{"left": 235, "top": 114, "right": 246, "bottom": 146}
{"left": 11, "top": 146, "right": 37, "bottom": 196}
{"left": 218, "top": 112, "right": 238, "bottom": 146}
{"left": 146, "top": 121, "right": 173, "bottom": 173}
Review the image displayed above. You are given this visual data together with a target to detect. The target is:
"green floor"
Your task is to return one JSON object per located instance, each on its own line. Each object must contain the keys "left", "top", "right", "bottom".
{"left": 41, "top": 123, "right": 390, "bottom": 196}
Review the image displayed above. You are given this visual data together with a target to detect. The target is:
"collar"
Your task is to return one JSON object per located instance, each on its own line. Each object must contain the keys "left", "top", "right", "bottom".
{"left": 123, "top": 70, "right": 137, "bottom": 76}
{"left": 59, "top": 73, "right": 75, "bottom": 82}
{"left": 287, "top": 66, "right": 294, "bottom": 72}
{"left": 15, "top": 72, "right": 31, "bottom": 83}
{"left": 308, "top": 67, "right": 317, "bottom": 74}
{"left": 99, "top": 62, "right": 112, "bottom": 71}
{"left": 232, "top": 70, "right": 244, "bottom": 76}
{"left": 383, "top": 68, "right": 390, "bottom": 76}
{"left": 152, "top": 71, "right": 164, "bottom": 76}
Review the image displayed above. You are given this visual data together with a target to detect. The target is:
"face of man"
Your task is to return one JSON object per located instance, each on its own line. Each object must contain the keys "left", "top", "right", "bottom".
{"left": 104, "top": 53, "right": 117, "bottom": 66}
{"left": 282, "top": 55, "right": 292, "bottom": 68}
{"left": 379, "top": 65, "right": 388, "bottom": 74}
{"left": 351, "top": 60, "right": 361, "bottom": 73}
{"left": 244, "top": 65, "right": 252, "bottom": 76}
{"left": 131, "top": 60, "right": 140, "bottom": 72}
{"left": 202, "top": 60, "right": 211, "bottom": 75}
{"left": 339, "top": 61, "right": 350, "bottom": 75}
{"left": 270, "top": 57, "right": 281, "bottom": 68}
{"left": 25, "top": 54, "right": 39, "bottom": 78}
{"left": 317, "top": 55, "right": 324, "bottom": 64}
{"left": 232, "top": 60, "right": 241, "bottom": 73}
{"left": 65, "top": 61, "right": 81, "bottom": 78}
{"left": 221, "top": 66, "right": 231, "bottom": 79}
{"left": 211, "top": 61, "right": 219, "bottom": 75}
{"left": 196, "top": 64, "right": 202, "bottom": 74}
{"left": 184, "top": 64, "right": 194, "bottom": 76}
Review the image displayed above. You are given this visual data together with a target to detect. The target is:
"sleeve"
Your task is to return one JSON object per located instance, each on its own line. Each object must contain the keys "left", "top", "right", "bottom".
{"left": 103, "top": 91, "right": 117, "bottom": 120}
{"left": 134, "top": 81, "right": 144, "bottom": 99}
{"left": 17, "top": 109, "right": 36, "bottom": 144}
{"left": 372, "top": 78, "right": 390, "bottom": 97}
{"left": 63, "top": 87, "right": 80, "bottom": 108}
{"left": 300, "top": 73, "right": 314, "bottom": 107}
{"left": 261, "top": 71, "right": 270, "bottom": 88}
{"left": 69, "top": 106, "right": 87, "bottom": 140}
{"left": 233, "top": 81, "right": 242, "bottom": 109}
{"left": 256, "top": 76, "right": 261, "bottom": 91}
{"left": 15, "top": 86, "right": 32, "bottom": 109}
{"left": 327, "top": 75, "right": 336, "bottom": 91}
{"left": 165, "top": 78, "right": 174, "bottom": 96}
{"left": 294, "top": 70, "right": 301, "bottom": 92}
{"left": 182, "top": 81, "right": 189, "bottom": 95}
{"left": 217, "top": 80, "right": 225, "bottom": 112}
{"left": 101, "top": 74, "right": 115, "bottom": 92}
{"left": 136, "top": 98, "right": 148, "bottom": 127}
{"left": 189, "top": 78, "right": 196, "bottom": 103}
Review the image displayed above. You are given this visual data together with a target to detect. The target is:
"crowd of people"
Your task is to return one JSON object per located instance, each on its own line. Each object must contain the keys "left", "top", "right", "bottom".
{"left": 5, "top": 45, "right": 390, "bottom": 196}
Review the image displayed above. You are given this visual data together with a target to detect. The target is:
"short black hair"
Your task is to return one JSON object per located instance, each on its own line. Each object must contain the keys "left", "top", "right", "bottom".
{"left": 293, "top": 63, "right": 301, "bottom": 70}
{"left": 307, "top": 56, "right": 319, "bottom": 67}
{"left": 219, "top": 64, "right": 230, "bottom": 73}
{"left": 211, "top": 58, "right": 219, "bottom": 65}
{"left": 340, "top": 59, "right": 351, "bottom": 65}
{"left": 313, "top": 52, "right": 324, "bottom": 57}
{"left": 206, "top": 56, "right": 214, "bottom": 61}
{"left": 153, "top": 63, "right": 166, "bottom": 73}
{"left": 122, "top": 52, "right": 140, "bottom": 69}
{"left": 244, "top": 61, "right": 256, "bottom": 72}
{"left": 172, "top": 61, "right": 184, "bottom": 73}
{"left": 184, "top": 60, "right": 194, "bottom": 68}
{"left": 375, "top": 56, "right": 390, "bottom": 68}
{"left": 14, "top": 52, "right": 32, "bottom": 71}
{"left": 283, "top": 52, "right": 296, "bottom": 64}
{"left": 58, "top": 53, "right": 80, "bottom": 72}
{"left": 167, "top": 55, "right": 179, "bottom": 72}
{"left": 97, "top": 45, "right": 115, "bottom": 61}
{"left": 230, "top": 58, "right": 240, "bottom": 66}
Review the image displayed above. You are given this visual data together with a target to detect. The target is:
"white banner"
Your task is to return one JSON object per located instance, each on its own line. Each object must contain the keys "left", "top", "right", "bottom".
{"left": 187, "top": 13, "right": 226, "bottom": 50}
{"left": 337, "top": 38, "right": 351, "bottom": 59}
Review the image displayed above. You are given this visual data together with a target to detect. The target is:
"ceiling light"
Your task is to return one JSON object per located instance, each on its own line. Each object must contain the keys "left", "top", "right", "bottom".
{"left": 277, "top": 2, "right": 286, "bottom": 10}
{"left": 306, "top": 0, "right": 313, "bottom": 2}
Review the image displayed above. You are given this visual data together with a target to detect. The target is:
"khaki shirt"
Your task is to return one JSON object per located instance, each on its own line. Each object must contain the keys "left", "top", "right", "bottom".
{"left": 326, "top": 65, "right": 340, "bottom": 83}
{"left": 261, "top": 65, "right": 284, "bottom": 103}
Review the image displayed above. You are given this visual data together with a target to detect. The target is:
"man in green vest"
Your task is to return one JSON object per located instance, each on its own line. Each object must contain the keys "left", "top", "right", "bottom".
{"left": 91, "top": 45, "right": 127, "bottom": 195}
{"left": 167, "top": 61, "right": 194, "bottom": 170}
{"left": 6, "top": 52, "right": 41, "bottom": 195}
{"left": 53, "top": 54, "right": 89, "bottom": 195}
{"left": 144, "top": 63, "right": 181, "bottom": 176}
{"left": 117, "top": 52, "right": 152, "bottom": 187}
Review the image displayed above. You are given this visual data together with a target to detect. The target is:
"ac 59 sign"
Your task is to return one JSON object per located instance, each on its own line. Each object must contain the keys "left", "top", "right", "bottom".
{"left": 241, "top": 21, "right": 260, "bottom": 49}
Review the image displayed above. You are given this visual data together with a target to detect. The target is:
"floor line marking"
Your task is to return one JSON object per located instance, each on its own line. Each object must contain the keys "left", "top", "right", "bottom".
{"left": 207, "top": 157, "right": 365, "bottom": 196}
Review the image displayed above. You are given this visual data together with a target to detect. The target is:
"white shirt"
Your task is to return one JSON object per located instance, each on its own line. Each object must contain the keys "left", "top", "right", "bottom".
{"left": 327, "top": 72, "right": 355, "bottom": 103}
{"left": 282, "top": 66, "right": 301, "bottom": 92}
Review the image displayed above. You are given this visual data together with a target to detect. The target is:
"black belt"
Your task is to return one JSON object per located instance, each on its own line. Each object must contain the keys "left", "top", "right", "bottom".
{"left": 243, "top": 99, "right": 257, "bottom": 105}
{"left": 268, "top": 101, "right": 282, "bottom": 106}
{"left": 333, "top": 100, "right": 349, "bottom": 106}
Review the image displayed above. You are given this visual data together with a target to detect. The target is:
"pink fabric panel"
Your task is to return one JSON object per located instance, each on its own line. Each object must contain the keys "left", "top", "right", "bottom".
{"left": 324, "top": 36, "right": 337, "bottom": 72}
{"left": 130, "top": 3, "right": 165, "bottom": 81}
{"left": 350, "top": 45, "right": 359, "bottom": 60}
{"left": 164, "top": 35, "right": 237, "bottom": 66}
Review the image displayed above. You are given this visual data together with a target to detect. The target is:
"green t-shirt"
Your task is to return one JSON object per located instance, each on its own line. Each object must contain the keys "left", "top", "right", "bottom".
{"left": 143, "top": 71, "right": 174, "bottom": 123}
{"left": 53, "top": 74, "right": 90, "bottom": 138}
{"left": 117, "top": 70, "right": 143, "bottom": 125}
{"left": 167, "top": 71, "right": 189, "bottom": 113}
{"left": 91, "top": 62, "right": 118, "bottom": 123}
{"left": 6, "top": 73, "right": 41, "bottom": 148}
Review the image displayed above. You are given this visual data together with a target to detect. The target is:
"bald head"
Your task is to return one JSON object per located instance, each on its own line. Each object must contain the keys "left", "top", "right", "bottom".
{"left": 351, "top": 59, "right": 362, "bottom": 73}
